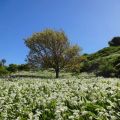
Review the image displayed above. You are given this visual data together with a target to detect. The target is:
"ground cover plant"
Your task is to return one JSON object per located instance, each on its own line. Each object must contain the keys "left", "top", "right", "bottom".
{"left": 0, "top": 72, "right": 120, "bottom": 120}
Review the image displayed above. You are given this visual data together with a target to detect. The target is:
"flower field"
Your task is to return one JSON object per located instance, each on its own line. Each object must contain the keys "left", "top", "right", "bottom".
{"left": 0, "top": 73, "right": 120, "bottom": 120}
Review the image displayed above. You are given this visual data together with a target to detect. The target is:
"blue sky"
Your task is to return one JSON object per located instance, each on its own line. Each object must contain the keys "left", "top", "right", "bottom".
{"left": 0, "top": 0, "right": 120, "bottom": 64}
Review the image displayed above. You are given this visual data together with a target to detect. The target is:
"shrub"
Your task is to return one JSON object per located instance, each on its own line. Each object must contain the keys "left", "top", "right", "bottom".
{"left": 96, "top": 63, "right": 116, "bottom": 77}
{"left": 0, "top": 66, "right": 9, "bottom": 76}
{"left": 7, "top": 64, "right": 18, "bottom": 73}
{"left": 113, "top": 56, "right": 120, "bottom": 77}
{"left": 80, "top": 60, "right": 100, "bottom": 73}
{"left": 18, "top": 64, "right": 30, "bottom": 71}
{"left": 80, "top": 55, "right": 120, "bottom": 78}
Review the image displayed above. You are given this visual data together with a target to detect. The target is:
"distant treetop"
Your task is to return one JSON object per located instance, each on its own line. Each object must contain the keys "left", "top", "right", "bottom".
{"left": 108, "top": 37, "right": 120, "bottom": 46}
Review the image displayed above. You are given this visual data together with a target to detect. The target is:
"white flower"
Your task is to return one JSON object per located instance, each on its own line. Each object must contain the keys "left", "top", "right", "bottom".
{"left": 82, "top": 111, "right": 88, "bottom": 115}
{"left": 68, "top": 115, "right": 74, "bottom": 119}
{"left": 111, "top": 116, "right": 116, "bottom": 120}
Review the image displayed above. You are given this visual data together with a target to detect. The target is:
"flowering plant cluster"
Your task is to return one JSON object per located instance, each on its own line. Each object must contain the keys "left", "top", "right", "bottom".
{"left": 0, "top": 75, "right": 120, "bottom": 120}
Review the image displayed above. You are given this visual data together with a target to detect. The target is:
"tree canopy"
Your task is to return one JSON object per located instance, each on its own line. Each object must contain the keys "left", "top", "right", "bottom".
{"left": 25, "top": 29, "right": 81, "bottom": 78}
{"left": 0, "top": 59, "right": 6, "bottom": 67}
{"left": 108, "top": 37, "right": 120, "bottom": 46}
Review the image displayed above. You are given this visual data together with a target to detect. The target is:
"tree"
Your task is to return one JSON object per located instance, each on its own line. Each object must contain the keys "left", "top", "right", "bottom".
{"left": 1, "top": 59, "right": 6, "bottom": 66}
{"left": 0, "top": 59, "right": 6, "bottom": 66}
{"left": 25, "top": 29, "right": 81, "bottom": 78}
{"left": 108, "top": 37, "right": 120, "bottom": 46}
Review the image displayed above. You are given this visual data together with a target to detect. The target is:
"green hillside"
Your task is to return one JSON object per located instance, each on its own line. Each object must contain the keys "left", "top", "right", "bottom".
{"left": 88, "top": 46, "right": 120, "bottom": 60}
{"left": 81, "top": 46, "right": 120, "bottom": 78}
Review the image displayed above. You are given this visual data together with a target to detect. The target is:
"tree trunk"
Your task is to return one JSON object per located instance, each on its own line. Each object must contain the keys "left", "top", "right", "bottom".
{"left": 55, "top": 68, "right": 59, "bottom": 78}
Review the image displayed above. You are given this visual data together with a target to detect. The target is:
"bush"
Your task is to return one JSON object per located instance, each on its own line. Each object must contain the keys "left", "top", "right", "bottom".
{"left": 80, "top": 60, "right": 100, "bottom": 73}
{"left": 113, "top": 56, "right": 120, "bottom": 77}
{"left": 18, "top": 64, "right": 30, "bottom": 71}
{"left": 96, "top": 63, "right": 116, "bottom": 77}
{"left": 80, "top": 55, "right": 120, "bottom": 78}
{"left": 7, "top": 64, "right": 18, "bottom": 73}
{"left": 0, "top": 66, "right": 9, "bottom": 76}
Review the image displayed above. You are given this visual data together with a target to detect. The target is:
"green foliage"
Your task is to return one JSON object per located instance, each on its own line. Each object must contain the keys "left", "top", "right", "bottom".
{"left": 7, "top": 64, "right": 18, "bottom": 73}
{"left": 88, "top": 46, "right": 120, "bottom": 61}
{"left": 80, "top": 46, "right": 120, "bottom": 78}
{"left": 80, "top": 59, "right": 99, "bottom": 73}
{"left": 96, "top": 60, "right": 116, "bottom": 77}
{"left": 6, "top": 64, "right": 30, "bottom": 73}
{"left": 18, "top": 64, "right": 30, "bottom": 71}
{"left": 0, "top": 66, "right": 9, "bottom": 76}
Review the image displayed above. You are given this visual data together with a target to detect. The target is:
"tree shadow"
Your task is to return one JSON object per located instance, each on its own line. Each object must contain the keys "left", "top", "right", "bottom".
{"left": 10, "top": 75, "right": 55, "bottom": 79}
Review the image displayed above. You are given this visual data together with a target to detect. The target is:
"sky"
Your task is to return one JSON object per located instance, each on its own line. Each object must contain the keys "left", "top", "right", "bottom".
{"left": 0, "top": 0, "right": 120, "bottom": 64}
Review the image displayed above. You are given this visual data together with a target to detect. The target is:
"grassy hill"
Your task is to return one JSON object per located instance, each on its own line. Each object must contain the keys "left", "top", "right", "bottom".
{"left": 81, "top": 46, "right": 120, "bottom": 78}
{"left": 88, "top": 46, "right": 120, "bottom": 60}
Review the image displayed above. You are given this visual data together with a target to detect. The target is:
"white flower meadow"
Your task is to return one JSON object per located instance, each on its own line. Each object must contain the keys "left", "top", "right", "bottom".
{"left": 0, "top": 74, "right": 120, "bottom": 120}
